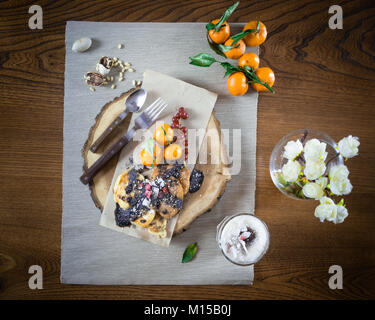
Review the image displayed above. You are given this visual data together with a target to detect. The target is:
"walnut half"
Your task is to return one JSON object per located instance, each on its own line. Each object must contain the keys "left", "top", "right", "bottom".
{"left": 84, "top": 72, "right": 105, "bottom": 86}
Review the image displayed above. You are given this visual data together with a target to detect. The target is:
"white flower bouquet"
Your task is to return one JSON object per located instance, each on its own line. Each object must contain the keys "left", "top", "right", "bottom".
{"left": 271, "top": 130, "right": 359, "bottom": 224}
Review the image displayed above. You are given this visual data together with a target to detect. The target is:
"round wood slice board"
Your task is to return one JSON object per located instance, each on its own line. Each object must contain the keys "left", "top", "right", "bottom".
{"left": 82, "top": 87, "right": 232, "bottom": 235}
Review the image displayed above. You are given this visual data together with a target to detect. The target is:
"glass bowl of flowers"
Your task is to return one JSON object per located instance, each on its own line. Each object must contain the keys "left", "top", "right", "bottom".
{"left": 270, "top": 129, "right": 360, "bottom": 224}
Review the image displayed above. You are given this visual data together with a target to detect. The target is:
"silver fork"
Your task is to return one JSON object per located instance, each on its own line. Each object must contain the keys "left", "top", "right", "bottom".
{"left": 80, "top": 97, "right": 167, "bottom": 185}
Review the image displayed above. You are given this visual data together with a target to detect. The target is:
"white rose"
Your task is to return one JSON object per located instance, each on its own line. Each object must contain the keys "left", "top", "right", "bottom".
{"left": 314, "top": 197, "right": 337, "bottom": 223}
{"left": 304, "top": 158, "right": 326, "bottom": 180}
{"left": 283, "top": 139, "right": 303, "bottom": 160}
{"left": 329, "top": 164, "right": 349, "bottom": 179}
{"left": 281, "top": 160, "right": 301, "bottom": 182}
{"left": 329, "top": 164, "right": 352, "bottom": 195}
{"left": 320, "top": 196, "right": 335, "bottom": 205}
{"left": 302, "top": 182, "right": 324, "bottom": 199}
{"left": 316, "top": 177, "right": 328, "bottom": 190}
{"left": 330, "top": 177, "right": 352, "bottom": 196}
{"left": 335, "top": 204, "right": 349, "bottom": 224}
{"left": 337, "top": 135, "right": 360, "bottom": 159}
{"left": 304, "top": 139, "right": 328, "bottom": 161}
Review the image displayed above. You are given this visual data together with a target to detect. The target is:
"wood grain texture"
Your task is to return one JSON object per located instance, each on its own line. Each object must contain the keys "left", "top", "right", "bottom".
{"left": 0, "top": 0, "right": 374, "bottom": 299}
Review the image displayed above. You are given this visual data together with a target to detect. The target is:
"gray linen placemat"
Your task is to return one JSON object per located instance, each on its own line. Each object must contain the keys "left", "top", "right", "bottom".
{"left": 62, "top": 21, "right": 258, "bottom": 285}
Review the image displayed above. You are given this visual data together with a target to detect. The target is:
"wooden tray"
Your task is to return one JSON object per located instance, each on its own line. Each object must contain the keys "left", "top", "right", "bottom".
{"left": 82, "top": 88, "right": 231, "bottom": 235}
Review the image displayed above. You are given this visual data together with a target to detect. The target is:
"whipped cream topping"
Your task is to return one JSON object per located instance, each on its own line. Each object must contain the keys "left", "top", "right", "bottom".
{"left": 220, "top": 215, "right": 269, "bottom": 264}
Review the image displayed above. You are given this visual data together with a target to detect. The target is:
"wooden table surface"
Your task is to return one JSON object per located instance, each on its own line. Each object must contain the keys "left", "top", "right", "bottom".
{"left": 0, "top": 0, "right": 374, "bottom": 300}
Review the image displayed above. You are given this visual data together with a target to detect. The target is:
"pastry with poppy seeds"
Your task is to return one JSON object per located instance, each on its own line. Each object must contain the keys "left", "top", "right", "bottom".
{"left": 151, "top": 163, "right": 190, "bottom": 195}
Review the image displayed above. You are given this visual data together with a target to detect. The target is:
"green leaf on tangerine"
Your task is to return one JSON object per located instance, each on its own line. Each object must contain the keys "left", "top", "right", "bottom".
{"left": 206, "top": 34, "right": 228, "bottom": 58}
{"left": 205, "top": 1, "right": 239, "bottom": 32}
{"left": 230, "top": 29, "right": 254, "bottom": 45}
{"left": 189, "top": 53, "right": 217, "bottom": 67}
{"left": 220, "top": 62, "right": 240, "bottom": 77}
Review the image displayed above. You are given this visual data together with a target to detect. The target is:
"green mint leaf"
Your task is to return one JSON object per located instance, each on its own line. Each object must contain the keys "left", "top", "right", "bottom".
{"left": 143, "top": 138, "right": 155, "bottom": 157}
{"left": 189, "top": 53, "right": 217, "bottom": 67}
{"left": 182, "top": 242, "right": 198, "bottom": 263}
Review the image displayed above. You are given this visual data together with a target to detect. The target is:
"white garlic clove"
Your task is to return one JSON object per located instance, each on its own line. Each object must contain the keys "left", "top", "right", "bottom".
{"left": 72, "top": 37, "right": 92, "bottom": 52}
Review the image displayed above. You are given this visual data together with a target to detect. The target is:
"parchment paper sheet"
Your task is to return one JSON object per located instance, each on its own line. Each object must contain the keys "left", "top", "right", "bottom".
{"left": 99, "top": 70, "right": 218, "bottom": 247}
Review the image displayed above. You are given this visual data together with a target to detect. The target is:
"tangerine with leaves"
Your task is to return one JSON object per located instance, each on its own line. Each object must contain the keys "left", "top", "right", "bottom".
{"left": 154, "top": 124, "right": 173, "bottom": 146}
{"left": 227, "top": 72, "right": 248, "bottom": 96}
{"left": 251, "top": 67, "right": 275, "bottom": 92}
{"left": 140, "top": 142, "right": 162, "bottom": 167}
{"left": 243, "top": 21, "right": 267, "bottom": 47}
{"left": 238, "top": 52, "right": 260, "bottom": 70}
{"left": 224, "top": 38, "right": 246, "bottom": 59}
{"left": 208, "top": 19, "right": 230, "bottom": 44}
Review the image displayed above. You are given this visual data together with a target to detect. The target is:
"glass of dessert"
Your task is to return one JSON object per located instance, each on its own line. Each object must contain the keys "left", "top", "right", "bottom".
{"left": 216, "top": 213, "right": 270, "bottom": 266}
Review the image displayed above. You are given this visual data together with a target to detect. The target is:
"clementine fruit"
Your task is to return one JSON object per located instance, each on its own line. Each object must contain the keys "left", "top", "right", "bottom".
{"left": 154, "top": 124, "right": 173, "bottom": 146}
{"left": 140, "top": 143, "right": 162, "bottom": 167}
{"left": 164, "top": 143, "right": 182, "bottom": 161}
{"left": 238, "top": 52, "right": 260, "bottom": 70}
{"left": 224, "top": 38, "right": 246, "bottom": 60}
{"left": 208, "top": 19, "right": 230, "bottom": 44}
{"left": 251, "top": 67, "right": 275, "bottom": 92}
{"left": 227, "top": 72, "right": 248, "bottom": 96}
{"left": 242, "top": 21, "right": 267, "bottom": 47}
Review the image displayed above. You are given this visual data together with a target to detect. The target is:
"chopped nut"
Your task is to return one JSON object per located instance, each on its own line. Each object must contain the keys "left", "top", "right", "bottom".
{"left": 89, "top": 87, "right": 95, "bottom": 92}
{"left": 118, "top": 44, "right": 123, "bottom": 49}
{"left": 132, "top": 80, "right": 136, "bottom": 86}
{"left": 124, "top": 62, "right": 131, "bottom": 66}
{"left": 111, "top": 84, "right": 116, "bottom": 89}
{"left": 128, "top": 68, "right": 135, "bottom": 72}
{"left": 119, "top": 77, "right": 124, "bottom": 82}
{"left": 121, "top": 68, "right": 126, "bottom": 72}
{"left": 96, "top": 56, "right": 114, "bottom": 75}
{"left": 110, "top": 76, "right": 114, "bottom": 81}
{"left": 99, "top": 56, "right": 114, "bottom": 69}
